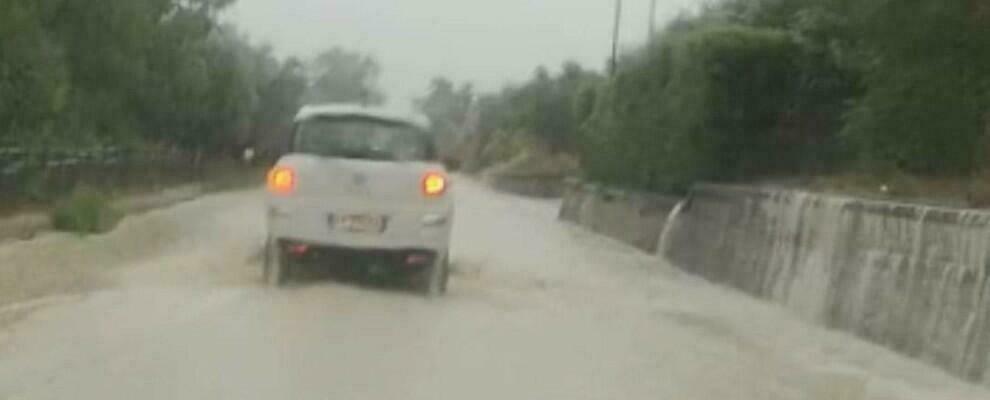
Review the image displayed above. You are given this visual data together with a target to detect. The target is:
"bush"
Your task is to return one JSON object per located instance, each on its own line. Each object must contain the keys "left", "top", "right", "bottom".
{"left": 476, "top": 130, "right": 540, "bottom": 171}
{"left": 21, "top": 169, "right": 53, "bottom": 202}
{"left": 52, "top": 186, "right": 121, "bottom": 234}
{"left": 483, "top": 149, "right": 579, "bottom": 178}
{"left": 838, "top": 0, "right": 990, "bottom": 175}
{"left": 581, "top": 22, "right": 856, "bottom": 193}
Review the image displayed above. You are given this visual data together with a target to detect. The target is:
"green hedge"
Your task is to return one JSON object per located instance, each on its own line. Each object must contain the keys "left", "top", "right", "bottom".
{"left": 838, "top": 0, "right": 990, "bottom": 175}
{"left": 584, "top": 25, "right": 844, "bottom": 193}
{"left": 581, "top": 0, "right": 990, "bottom": 192}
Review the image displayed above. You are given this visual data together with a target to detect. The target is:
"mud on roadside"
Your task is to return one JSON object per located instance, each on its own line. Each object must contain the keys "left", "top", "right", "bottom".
{"left": 0, "top": 187, "right": 263, "bottom": 327}
{"left": 0, "top": 208, "right": 183, "bottom": 326}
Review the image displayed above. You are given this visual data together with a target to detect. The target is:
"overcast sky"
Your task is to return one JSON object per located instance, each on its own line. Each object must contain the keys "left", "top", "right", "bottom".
{"left": 225, "top": 0, "right": 699, "bottom": 109}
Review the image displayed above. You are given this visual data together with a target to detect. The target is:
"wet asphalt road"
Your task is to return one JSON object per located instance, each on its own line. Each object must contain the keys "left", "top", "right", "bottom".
{"left": 0, "top": 179, "right": 987, "bottom": 400}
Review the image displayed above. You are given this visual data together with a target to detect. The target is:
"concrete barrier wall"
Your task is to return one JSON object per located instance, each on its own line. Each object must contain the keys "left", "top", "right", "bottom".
{"left": 661, "top": 184, "right": 990, "bottom": 385}
{"left": 559, "top": 179, "right": 681, "bottom": 252}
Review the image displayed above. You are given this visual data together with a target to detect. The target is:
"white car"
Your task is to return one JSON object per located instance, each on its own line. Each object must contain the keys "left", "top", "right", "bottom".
{"left": 264, "top": 104, "right": 454, "bottom": 295}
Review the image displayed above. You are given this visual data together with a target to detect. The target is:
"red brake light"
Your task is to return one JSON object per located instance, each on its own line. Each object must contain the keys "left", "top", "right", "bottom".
{"left": 422, "top": 172, "right": 448, "bottom": 197}
{"left": 267, "top": 166, "right": 296, "bottom": 195}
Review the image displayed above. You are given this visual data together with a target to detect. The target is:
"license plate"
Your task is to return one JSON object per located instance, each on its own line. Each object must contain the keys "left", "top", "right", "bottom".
{"left": 334, "top": 214, "right": 386, "bottom": 233}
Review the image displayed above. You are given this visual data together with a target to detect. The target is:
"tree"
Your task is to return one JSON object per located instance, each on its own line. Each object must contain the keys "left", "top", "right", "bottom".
{"left": 0, "top": 0, "right": 313, "bottom": 158}
{"left": 501, "top": 63, "right": 601, "bottom": 152}
{"left": 701, "top": 0, "right": 990, "bottom": 175}
{"left": 305, "top": 48, "right": 385, "bottom": 105}
{"left": 838, "top": 0, "right": 990, "bottom": 174}
{"left": 251, "top": 58, "right": 307, "bottom": 155}
{"left": 47, "top": 0, "right": 168, "bottom": 143}
{"left": 0, "top": 0, "right": 69, "bottom": 146}
{"left": 582, "top": 25, "right": 824, "bottom": 192}
{"left": 413, "top": 77, "right": 475, "bottom": 154}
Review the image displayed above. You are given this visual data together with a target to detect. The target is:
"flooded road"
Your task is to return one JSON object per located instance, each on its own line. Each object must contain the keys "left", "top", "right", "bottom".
{"left": 0, "top": 179, "right": 987, "bottom": 399}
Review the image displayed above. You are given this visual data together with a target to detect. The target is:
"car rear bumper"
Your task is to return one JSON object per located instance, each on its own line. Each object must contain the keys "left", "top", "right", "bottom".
{"left": 275, "top": 239, "right": 441, "bottom": 271}
{"left": 266, "top": 201, "right": 453, "bottom": 253}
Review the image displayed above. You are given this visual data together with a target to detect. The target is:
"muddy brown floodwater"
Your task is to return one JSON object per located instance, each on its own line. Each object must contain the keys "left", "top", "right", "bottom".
{"left": 0, "top": 179, "right": 988, "bottom": 399}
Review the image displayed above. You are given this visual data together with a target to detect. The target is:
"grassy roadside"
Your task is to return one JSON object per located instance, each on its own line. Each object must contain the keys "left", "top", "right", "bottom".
{"left": 0, "top": 160, "right": 267, "bottom": 219}
{"left": 803, "top": 172, "right": 990, "bottom": 209}
{"left": 0, "top": 162, "right": 267, "bottom": 239}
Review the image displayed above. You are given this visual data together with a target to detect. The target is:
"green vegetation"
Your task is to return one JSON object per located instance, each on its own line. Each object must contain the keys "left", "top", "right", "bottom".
{"left": 421, "top": 63, "right": 602, "bottom": 173}
{"left": 578, "top": 0, "right": 990, "bottom": 194}
{"left": 420, "top": 0, "right": 985, "bottom": 196}
{"left": 305, "top": 48, "right": 386, "bottom": 106}
{"left": 0, "top": 0, "right": 390, "bottom": 219}
{"left": 51, "top": 186, "right": 121, "bottom": 234}
{"left": 414, "top": 78, "right": 476, "bottom": 156}
{"left": 583, "top": 24, "right": 849, "bottom": 192}
{"left": 0, "top": 0, "right": 383, "bottom": 157}
{"left": 836, "top": 0, "right": 990, "bottom": 175}
{"left": 8, "top": 0, "right": 988, "bottom": 202}
{"left": 497, "top": 63, "right": 602, "bottom": 154}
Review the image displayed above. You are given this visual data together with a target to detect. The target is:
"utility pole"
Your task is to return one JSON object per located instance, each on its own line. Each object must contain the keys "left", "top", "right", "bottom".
{"left": 649, "top": 0, "right": 658, "bottom": 40}
{"left": 610, "top": 0, "right": 623, "bottom": 75}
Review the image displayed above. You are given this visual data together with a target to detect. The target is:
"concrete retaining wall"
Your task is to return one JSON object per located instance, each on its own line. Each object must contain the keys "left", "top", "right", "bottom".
{"left": 559, "top": 179, "right": 681, "bottom": 252}
{"left": 560, "top": 179, "right": 990, "bottom": 385}
{"left": 661, "top": 184, "right": 990, "bottom": 385}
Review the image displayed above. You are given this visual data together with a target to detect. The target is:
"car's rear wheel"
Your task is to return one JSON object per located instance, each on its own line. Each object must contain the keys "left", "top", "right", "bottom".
{"left": 413, "top": 252, "right": 449, "bottom": 297}
{"left": 263, "top": 238, "right": 292, "bottom": 287}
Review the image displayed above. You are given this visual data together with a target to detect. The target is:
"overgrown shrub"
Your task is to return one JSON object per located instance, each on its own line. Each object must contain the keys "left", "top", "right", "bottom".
{"left": 472, "top": 130, "right": 541, "bottom": 172}
{"left": 579, "top": 0, "right": 990, "bottom": 193}
{"left": 839, "top": 0, "right": 990, "bottom": 174}
{"left": 52, "top": 186, "right": 121, "bottom": 234}
{"left": 583, "top": 25, "right": 847, "bottom": 193}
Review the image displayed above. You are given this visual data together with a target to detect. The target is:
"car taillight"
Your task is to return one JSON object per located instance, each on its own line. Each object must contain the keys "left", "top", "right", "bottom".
{"left": 422, "top": 171, "right": 448, "bottom": 197}
{"left": 267, "top": 166, "right": 296, "bottom": 195}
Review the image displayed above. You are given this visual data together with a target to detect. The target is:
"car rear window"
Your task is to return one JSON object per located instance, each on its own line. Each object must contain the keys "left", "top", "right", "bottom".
{"left": 293, "top": 117, "right": 435, "bottom": 162}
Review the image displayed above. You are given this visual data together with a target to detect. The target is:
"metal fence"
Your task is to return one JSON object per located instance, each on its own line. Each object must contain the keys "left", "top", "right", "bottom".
{"left": 0, "top": 146, "right": 203, "bottom": 203}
